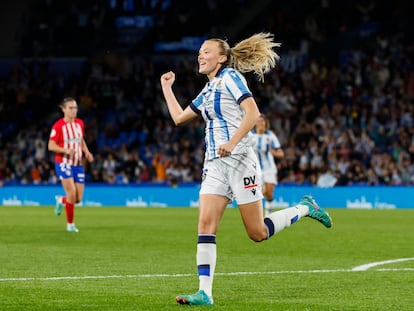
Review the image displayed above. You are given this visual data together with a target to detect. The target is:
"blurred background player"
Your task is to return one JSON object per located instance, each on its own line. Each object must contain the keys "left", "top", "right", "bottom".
{"left": 252, "top": 114, "right": 285, "bottom": 216}
{"left": 48, "top": 97, "right": 94, "bottom": 232}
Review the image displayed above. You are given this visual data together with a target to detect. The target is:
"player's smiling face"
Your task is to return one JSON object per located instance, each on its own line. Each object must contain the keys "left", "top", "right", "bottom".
{"left": 198, "top": 41, "right": 226, "bottom": 80}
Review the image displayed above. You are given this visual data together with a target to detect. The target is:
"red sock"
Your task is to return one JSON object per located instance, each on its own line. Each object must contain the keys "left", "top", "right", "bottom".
{"left": 62, "top": 197, "right": 67, "bottom": 204}
{"left": 65, "top": 202, "right": 75, "bottom": 223}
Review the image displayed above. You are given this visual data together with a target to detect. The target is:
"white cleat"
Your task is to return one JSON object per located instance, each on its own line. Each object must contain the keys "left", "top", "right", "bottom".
{"left": 66, "top": 223, "right": 79, "bottom": 233}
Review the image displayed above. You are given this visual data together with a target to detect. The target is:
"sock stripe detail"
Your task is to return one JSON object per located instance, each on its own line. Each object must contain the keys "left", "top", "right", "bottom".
{"left": 264, "top": 218, "right": 275, "bottom": 238}
{"left": 198, "top": 264, "right": 210, "bottom": 276}
{"left": 291, "top": 214, "right": 299, "bottom": 224}
{"left": 198, "top": 234, "right": 216, "bottom": 244}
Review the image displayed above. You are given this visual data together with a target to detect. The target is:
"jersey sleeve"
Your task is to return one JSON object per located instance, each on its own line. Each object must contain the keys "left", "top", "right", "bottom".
{"left": 76, "top": 118, "right": 85, "bottom": 137}
{"left": 49, "top": 122, "right": 61, "bottom": 144}
{"left": 270, "top": 131, "right": 282, "bottom": 149}
{"left": 222, "top": 68, "right": 252, "bottom": 105}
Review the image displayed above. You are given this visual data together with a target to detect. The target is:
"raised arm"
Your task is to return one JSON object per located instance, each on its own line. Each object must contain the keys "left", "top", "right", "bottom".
{"left": 160, "top": 71, "right": 197, "bottom": 126}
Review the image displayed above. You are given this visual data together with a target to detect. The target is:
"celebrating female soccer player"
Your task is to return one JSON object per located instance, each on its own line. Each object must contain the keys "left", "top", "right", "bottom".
{"left": 48, "top": 97, "right": 93, "bottom": 232}
{"left": 160, "top": 33, "right": 332, "bottom": 306}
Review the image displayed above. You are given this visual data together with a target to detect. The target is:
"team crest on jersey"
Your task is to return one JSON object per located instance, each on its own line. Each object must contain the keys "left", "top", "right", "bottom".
{"left": 229, "top": 71, "right": 238, "bottom": 78}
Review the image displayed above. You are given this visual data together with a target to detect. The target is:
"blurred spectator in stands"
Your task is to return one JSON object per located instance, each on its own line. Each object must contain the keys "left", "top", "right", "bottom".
{"left": 122, "top": 150, "right": 145, "bottom": 182}
{"left": 89, "top": 153, "right": 104, "bottom": 182}
{"left": 0, "top": 154, "right": 7, "bottom": 181}
{"left": 34, "top": 134, "right": 47, "bottom": 161}
{"left": 48, "top": 169, "right": 59, "bottom": 184}
{"left": 14, "top": 159, "right": 27, "bottom": 182}
{"left": 165, "top": 159, "right": 180, "bottom": 186}
{"left": 138, "top": 163, "right": 152, "bottom": 182}
{"left": 152, "top": 150, "right": 169, "bottom": 183}
{"left": 117, "top": 143, "right": 129, "bottom": 161}
{"left": 30, "top": 163, "right": 41, "bottom": 184}
{"left": 316, "top": 165, "right": 338, "bottom": 188}
{"left": 115, "top": 168, "right": 129, "bottom": 184}
{"left": 102, "top": 152, "right": 117, "bottom": 182}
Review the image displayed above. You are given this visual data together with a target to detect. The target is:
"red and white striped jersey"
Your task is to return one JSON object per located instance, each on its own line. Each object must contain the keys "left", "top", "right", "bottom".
{"left": 49, "top": 118, "right": 85, "bottom": 166}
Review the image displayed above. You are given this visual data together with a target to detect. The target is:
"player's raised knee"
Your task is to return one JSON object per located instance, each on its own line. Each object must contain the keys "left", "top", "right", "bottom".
{"left": 247, "top": 230, "right": 267, "bottom": 242}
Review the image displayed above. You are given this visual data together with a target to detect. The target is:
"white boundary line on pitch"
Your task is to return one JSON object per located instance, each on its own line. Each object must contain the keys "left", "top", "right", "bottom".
{"left": 351, "top": 257, "right": 414, "bottom": 271}
{"left": 1, "top": 258, "right": 413, "bottom": 282}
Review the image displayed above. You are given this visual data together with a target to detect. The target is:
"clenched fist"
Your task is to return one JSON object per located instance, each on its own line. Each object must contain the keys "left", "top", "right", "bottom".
{"left": 160, "top": 71, "right": 175, "bottom": 88}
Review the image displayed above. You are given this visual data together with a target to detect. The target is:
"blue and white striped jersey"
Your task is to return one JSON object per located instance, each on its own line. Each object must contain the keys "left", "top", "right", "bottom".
{"left": 190, "top": 66, "right": 254, "bottom": 160}
{"left": 251, "top": 129, "right": 281, "bottom": 172}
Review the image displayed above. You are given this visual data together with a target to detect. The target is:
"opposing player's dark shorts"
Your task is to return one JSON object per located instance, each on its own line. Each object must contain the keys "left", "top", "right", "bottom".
{"left": 55, "top": 163, "right": 85, "bottom": 183}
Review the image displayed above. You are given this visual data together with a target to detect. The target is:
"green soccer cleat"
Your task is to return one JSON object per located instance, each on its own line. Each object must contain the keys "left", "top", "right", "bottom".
{"left": 300, "top": 195, "right": 332, "bottom": 228}
{"left": 55, "top": 195, "right": 64, "bottom": 216}
{"left": 66, "top": 223, "right": 79, "bottom": 233}
{"left": 176, "top": 290, "right": 213, "bottom": 306}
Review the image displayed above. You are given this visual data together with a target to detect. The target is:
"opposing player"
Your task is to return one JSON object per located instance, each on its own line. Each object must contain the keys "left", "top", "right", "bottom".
{"left": 160, "top": 33, "right": 332, "bottom": 306}
{"left": 48, "top": 97, "right": 93, "bottom": 232}
{"left": 252, "top": 114, "right": 285, "bottom": 216}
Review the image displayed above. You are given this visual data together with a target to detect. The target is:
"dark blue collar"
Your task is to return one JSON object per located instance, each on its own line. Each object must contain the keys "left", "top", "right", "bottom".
{"left": 215, "top": 64, "right": 227, "bottom": 77}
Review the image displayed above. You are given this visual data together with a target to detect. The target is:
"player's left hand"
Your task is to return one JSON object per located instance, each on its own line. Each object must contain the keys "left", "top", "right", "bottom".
{"left": 85, "top": 152, "right": 94, "bottom": 162}
{"left": 218, "top": 142, "right": 235, "bottom": 157}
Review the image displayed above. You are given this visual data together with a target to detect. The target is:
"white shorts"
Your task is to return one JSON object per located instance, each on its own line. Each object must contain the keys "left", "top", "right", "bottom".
{"left": 262, "top": 169, "right": 277, "bottom": 185}
{"left": 200, "top": 148, "right": 263, "bottom": 205}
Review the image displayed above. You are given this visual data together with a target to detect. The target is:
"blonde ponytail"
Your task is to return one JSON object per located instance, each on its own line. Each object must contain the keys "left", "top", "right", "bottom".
{"left": 230, "top": 32, "right": 281, "bottom": 82}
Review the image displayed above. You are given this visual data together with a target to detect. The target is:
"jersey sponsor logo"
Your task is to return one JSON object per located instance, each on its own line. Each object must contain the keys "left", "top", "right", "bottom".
{"left": 243, "top": 176, "right": 258, "bottom": 189}
{"left": 244, "top": 176, "right": 258, "bottom": 195}
{"left": 65, "top": 137, "right": 82, "bottom": 144}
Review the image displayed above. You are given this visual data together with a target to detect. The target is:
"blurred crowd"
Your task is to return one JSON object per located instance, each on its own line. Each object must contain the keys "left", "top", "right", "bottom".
{"left": 0, "top": 0, "right": 413, "bottom": 187}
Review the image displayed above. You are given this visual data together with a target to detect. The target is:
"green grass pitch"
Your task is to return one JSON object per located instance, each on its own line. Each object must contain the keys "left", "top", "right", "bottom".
{"left": 0, "top": 205, "right": 413, "bottom": 310}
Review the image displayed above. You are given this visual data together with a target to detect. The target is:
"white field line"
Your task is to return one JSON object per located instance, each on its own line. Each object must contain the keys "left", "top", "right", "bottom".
{"left": 1, "top": 269, "right": 413, "bottom": 282}
{"left": 351, "top": 257, "right": 414, "bottom": 271}
{"left": 1, "top": 257, "right": 413, "bottom": 282}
